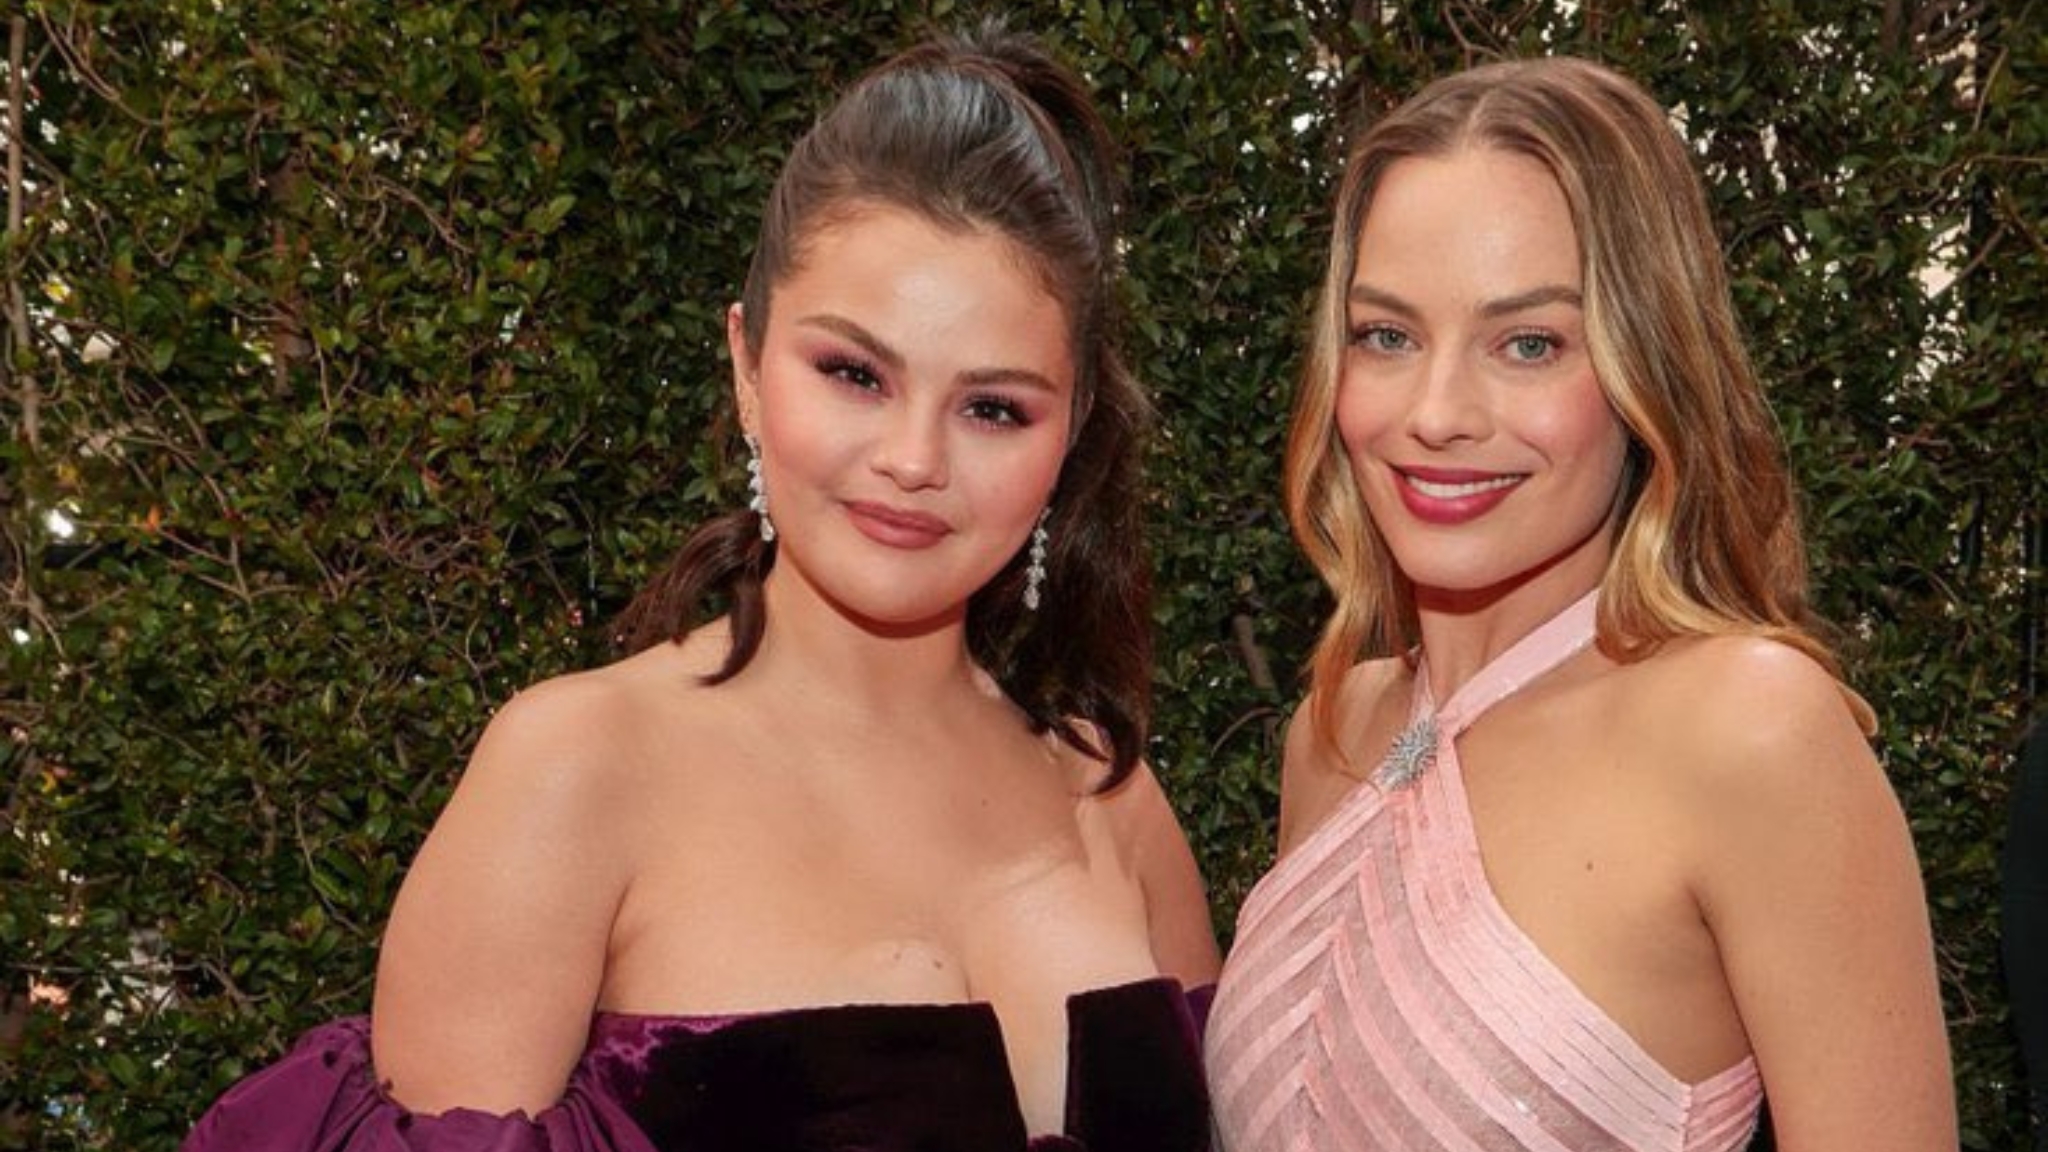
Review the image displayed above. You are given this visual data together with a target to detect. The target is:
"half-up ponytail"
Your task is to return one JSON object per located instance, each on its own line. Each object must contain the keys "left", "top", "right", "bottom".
{"left": 611, "top": 22, "right": 1155, "bottom": 785}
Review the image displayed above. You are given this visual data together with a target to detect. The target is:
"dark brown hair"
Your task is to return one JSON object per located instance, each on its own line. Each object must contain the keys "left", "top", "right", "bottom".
{"left": 612, "top": 23, "right": 1155, "bottom": 784}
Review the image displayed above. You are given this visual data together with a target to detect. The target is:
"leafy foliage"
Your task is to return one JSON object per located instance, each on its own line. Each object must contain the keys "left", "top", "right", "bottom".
{"left": 2, "top": 1, "right": 2038, "bottom": 1148}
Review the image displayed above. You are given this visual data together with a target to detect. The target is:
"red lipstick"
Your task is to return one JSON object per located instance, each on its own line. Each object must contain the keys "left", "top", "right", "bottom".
{"left": 1392, "top": 466, "right": 1525, "bottom": 525}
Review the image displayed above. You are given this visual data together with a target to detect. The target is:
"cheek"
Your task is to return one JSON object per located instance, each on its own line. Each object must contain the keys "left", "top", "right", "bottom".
{"left": 755, "top": 379, "right": 849, "bottom": 471}
{"left": 1013, "top": 409, "right": 1075, "bottom": 503}
{"left": 1533, "top": 381, "right": 1629, "bottom": 483}
{"left": 1332, "top": 373, "right": 1389, "bottom": 465}
{"left": 1009, "top": 435, "right": 1071, "bottom": 512}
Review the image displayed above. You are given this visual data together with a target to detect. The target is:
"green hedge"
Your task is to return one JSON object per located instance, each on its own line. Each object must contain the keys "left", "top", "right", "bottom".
{"left": 3, "top": 2, "right": 2040, "bottom": 1148}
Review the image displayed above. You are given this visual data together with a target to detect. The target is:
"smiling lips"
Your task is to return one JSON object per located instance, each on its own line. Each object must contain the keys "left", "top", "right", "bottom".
{"left": 1393, "top": 466, "right": 1526, "bottom": 524}
{"left": 846, "top": 500, "right": 952, "bottom": 548}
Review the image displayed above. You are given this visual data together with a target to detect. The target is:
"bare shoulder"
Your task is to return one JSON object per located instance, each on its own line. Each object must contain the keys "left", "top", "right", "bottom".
{"left": 459, "top": 666, "right": 651, "bottom": 813}
{"left": 369, "top": 630, "right": 740, "bottom": 1112}
{"left": 1628, "top": 637, "right": 1955, "bottom": 1148}
{"left": 1088, "top": 755, "right": 1174, "bottom": 828}
{"left": 1278, "top": 657, "right": 1408, "bottom": 854}
{"left": 1652, "top": 633, "right": 1862, "bottom": 723}
{"left": 1624, "top": 634, "right": 1877, "bottom": 795}
{"left": 1616, "top": 633, "right": 1912, "bottom": 918}
{"left": 1088, "top": 758, "right": 1222, "bottom": 984}
{"left": 1088, "top": 756, "right": 1197, "bottom": 867}
{"left": 465, "top": 624, "right": 732, "bottom": 795}
{"left": 473, "top": 667, "right": 640, "bottom": 772}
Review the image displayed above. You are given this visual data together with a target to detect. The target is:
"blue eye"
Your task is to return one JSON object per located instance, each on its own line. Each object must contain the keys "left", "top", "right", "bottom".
{"left": 1504, "top": 333, "right": 1561, "bottom": 363}
{"left": 1351, "top": 324, "right": 1412, "bottom": 353}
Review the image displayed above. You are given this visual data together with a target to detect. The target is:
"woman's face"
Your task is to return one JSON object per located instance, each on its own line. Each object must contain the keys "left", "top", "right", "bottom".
{"left": 1335, "top": 146, "right": 1629, "bottom": 607}
{"left": 733, "top": 203, "right": 1074, "bottom": 631}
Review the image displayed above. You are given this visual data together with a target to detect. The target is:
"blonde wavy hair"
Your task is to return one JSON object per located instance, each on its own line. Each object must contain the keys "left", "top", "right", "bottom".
{"left": 1286, "top": 56, "right": 1873, "bottom": 743}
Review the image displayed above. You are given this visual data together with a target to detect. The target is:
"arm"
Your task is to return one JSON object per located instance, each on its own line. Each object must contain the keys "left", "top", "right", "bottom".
{"left": 1686, "top": 641, "right": 1955, "bottom": 1150}
{"left": 1112, "top": 762, "right": 1223, "bottom": 985}
{"left": 1275, "top": 698, "right": 1346, "bottom": 857}
{"left": 369, "top": 676, "right": 637, "bottom": 1115}
{"left": 1277, "top": 660, "right": 1400, "bottom": 855}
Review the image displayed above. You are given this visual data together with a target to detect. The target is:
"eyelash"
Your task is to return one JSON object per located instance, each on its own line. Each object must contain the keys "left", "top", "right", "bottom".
{"left": 1348, "top": 324, "right": 1565, "bottom": 364}
{"left": 1501, "top": 330, "right": 1563, "bottom": 363}
{"left": 1350, "top": 324, "right": 1413, "bottom": 353}
{"left": 965, "top": 395, "right": 1030, "bottom": 428}
{"left": 814, "top": 356, "right": 1032, "bottom": 428}
{"left": 816, "top": 355, "right": 881, "bottom": 390}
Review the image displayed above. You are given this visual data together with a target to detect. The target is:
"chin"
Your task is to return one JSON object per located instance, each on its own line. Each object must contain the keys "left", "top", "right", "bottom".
{"left": 1400, "top": 547, "right": 1611, "bottom": 611}
{"left": 828, "top": 590, "right": 976, "bottom": 636}
{"left": 1384, "top": 548, "right": 1524, "bottom": 597}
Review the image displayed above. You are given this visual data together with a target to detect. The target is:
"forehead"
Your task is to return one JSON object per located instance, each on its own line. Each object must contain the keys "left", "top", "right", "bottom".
{"left": 792, "top": 198, "right": 1075, "bottom": 314}
{"left": 771, "top": 202, "right": 1077, "bottom": 384}
{"left": 1354, "top": 148, "right": 1580, "bottom": 288}
{"left": 781, "top": 203, "right": 1056, "bottom": 309}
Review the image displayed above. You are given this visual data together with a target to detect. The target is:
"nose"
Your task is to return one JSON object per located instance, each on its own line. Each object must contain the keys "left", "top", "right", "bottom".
{"left": 871, "top": 408, "right": 949, "bottom": 490}
{"left": 1406, "top": 350, "right": 1489, "bottom": 447}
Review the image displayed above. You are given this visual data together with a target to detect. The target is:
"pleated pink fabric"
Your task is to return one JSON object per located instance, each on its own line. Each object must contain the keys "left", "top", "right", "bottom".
{"left": 1206, "top": 590, "right": 1762, "bottom": 1152}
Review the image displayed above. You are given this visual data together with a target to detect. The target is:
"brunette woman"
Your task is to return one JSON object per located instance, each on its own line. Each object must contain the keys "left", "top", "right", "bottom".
{"left": 188, "top": 24, "right": 1217, "bottom": 1152}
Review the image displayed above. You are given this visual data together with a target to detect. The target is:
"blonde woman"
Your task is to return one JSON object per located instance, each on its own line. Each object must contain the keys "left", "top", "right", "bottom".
{"left": 1205, "top": 57, "right": 1953, "bottom": 1151}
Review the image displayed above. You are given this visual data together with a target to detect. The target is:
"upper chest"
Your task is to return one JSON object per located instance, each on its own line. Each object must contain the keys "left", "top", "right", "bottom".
{"left": 595, "top": 717, "right": 1163, "bottom": 1122}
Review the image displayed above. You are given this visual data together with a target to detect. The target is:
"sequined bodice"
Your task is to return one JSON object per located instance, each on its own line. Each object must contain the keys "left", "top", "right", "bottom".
{"left": 1204, "top": 591, "right": 1763, "bottom": 1151}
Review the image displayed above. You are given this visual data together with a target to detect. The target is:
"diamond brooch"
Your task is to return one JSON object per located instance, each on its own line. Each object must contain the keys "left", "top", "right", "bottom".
{"left": 1372, "top": 714, "right": 1440, "bottom": 791}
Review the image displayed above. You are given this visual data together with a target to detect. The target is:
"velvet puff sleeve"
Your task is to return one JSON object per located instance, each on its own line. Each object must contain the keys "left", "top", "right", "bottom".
{"left": 181, "top": 1017, "right": 659, "bottom": 1152}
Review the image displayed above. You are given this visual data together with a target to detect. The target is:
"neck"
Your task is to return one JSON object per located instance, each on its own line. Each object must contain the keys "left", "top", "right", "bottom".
{"left": 1413, "top": 564, "right": 1602, "bottom": 703}
{"left": 744, "top": 565, "right": 988, "bottom": 719}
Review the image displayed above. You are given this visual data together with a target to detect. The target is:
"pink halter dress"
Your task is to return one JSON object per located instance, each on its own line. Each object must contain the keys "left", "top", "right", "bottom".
{"left": 1205, "top": 591, "right": 1762, "bottom": 1151}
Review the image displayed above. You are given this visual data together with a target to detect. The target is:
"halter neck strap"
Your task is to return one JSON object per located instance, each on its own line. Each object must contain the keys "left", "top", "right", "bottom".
{"left": 1412, "top": 588, "right": 1602, "bottom": 739}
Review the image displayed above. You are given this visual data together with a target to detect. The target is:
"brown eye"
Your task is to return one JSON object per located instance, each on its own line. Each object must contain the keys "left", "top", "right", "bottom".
{"left": 818, "top": 356, "right": 882, "bottom": 390}
{"left": 965, "top": 396, "right": 1028, "bottom": 428}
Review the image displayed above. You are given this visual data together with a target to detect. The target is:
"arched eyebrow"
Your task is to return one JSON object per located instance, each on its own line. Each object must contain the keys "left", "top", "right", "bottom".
{"left": 1347, "top": 283, "right": 1582, "bottom": 319}
{"left": 1347, "top": 284, "right": 1420, "bottom": 320}
{"left": 797, "top": 314, "right": 906, "bottom": 372}
{"left": 796, "top": 312, "right": 1067, "bottom": 394}
{"left": 1476, "top": 284, "right": 1582, "bottom": 319}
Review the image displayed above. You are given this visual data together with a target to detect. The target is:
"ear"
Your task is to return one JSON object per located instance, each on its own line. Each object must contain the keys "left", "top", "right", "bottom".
{"left": 728, "top": 302, "right": 760, "bottom": 437}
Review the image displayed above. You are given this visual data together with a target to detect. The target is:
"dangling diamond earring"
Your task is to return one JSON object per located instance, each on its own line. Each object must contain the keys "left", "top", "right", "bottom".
{"left": 1023, "top": 509, "right": 1050, "bottom": 611}
{"left": 745, "top": 434, "right": 775, "bottom": 542}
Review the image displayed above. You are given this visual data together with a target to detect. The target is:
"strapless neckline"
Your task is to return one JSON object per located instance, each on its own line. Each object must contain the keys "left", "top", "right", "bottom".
{"left": 592, "top": 972, "right": 1181, "bottom": 1027}
{"left": 584, "top": 976, "right": 1211, "bottom": 1152}
{"left": 180, "top": 978, "right": 1212, "bottom": 1152}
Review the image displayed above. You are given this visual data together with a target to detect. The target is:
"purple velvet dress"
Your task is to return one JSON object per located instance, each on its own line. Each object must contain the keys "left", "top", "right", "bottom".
{"left": 182, "top": 977, "right": 1211, "bottom": 1152}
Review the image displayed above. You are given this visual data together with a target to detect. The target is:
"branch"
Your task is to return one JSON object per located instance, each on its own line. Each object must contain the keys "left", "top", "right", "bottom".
{"left": 1930, "top": 217, "right": 2007, "bottom": 300}
{"left": 5, "top": 14, "right": 34, "bottom": 449}
{"left": 1996, "top": 184, "right": 2048, "bottom": 263}
{"left": 35, "top": 10, "right": 159, "bottom": 129}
